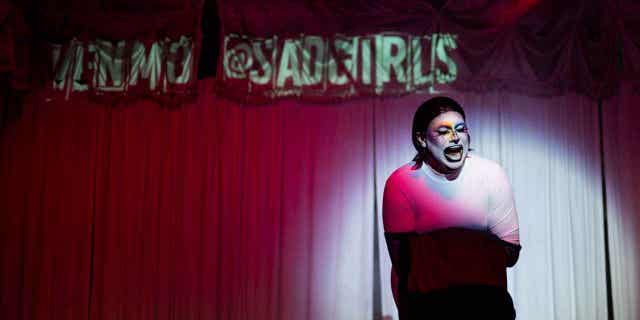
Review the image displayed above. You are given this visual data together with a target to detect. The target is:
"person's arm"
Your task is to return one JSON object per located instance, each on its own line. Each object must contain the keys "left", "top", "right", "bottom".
{"left": 487, "top": 164, "right": 522, "bottom": 267}
{"left": 384, "top": 232, "right": 411, "bottom": 306}
{"left": 382, "top": 175, "right": 415, "bottom": 312}
{"left": 383, "top": 175, "right": 415, "bottom": 234}
{"left": 501, "top": 240, "right": 521, "bottom": 267}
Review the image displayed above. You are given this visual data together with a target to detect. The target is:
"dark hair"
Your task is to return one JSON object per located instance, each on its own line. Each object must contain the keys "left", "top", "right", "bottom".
{"left": 412, "top": 96, "right": 468, "bottom": 162}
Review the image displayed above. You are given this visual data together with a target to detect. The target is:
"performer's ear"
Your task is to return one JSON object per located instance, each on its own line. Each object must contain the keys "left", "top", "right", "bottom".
{"left": 416, "top": 132, "right": 427, "bottom": 148}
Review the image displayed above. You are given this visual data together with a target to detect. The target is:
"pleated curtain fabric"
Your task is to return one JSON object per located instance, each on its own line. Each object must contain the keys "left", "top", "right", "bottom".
{"left": 3, "top": 80, "right": 640, "bottom": 319}
{"left": 602, "top": 84, "right": 640, "bottom": 320}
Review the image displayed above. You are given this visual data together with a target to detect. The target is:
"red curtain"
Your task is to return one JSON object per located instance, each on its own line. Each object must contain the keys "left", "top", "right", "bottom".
{"left": 1, "top": 90, "right": 99, "bottom": 319}
{"left": 3, "top": 1, "right": 640, "bottom": 319}
{"left": 0, "top": 79, "right": 375, "bottom": 320}
{"left": 4, "top": 79, "right": 640, "bottom": 320}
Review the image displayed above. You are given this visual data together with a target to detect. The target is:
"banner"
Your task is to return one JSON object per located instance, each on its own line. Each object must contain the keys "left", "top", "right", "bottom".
{"left": 219, "top": 32, "right": 459, "bottom": 102}
{"left": 49, "top": 36, "right": 196, "bottom": 100}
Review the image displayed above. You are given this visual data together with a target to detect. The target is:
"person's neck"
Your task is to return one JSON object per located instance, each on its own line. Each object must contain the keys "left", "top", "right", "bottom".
{"left": 425, "top": 156, "right": 463, "bottom": 181}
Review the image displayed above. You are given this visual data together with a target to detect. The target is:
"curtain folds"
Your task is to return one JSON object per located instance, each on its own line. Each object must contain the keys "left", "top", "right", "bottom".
{"left": 2, "top": 1, "right": 640, "bottom": 320}
{"left": 1, "top": 79, "right": 376, "bottom": 320}
{"left": 213, "top": 0, "right": 629, "bottom": 100}
{"left": 0, "top": 0, "right": 639, "bottom": 100}
{"left": 4, "top": 79, "right": 640, "bottom": 319}
{"left": 602, "top": 84, "right": 640, "bottom": 320}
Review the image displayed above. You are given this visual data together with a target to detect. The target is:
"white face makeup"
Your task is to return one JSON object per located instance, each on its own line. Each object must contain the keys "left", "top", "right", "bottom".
{"left": 420, "top": 111, "right": 470, "bottom": 174}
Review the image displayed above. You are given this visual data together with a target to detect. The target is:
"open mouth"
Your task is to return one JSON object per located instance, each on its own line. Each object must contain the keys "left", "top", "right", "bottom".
{"left": 444, "top": 145, "right": 464, "bottom": 162}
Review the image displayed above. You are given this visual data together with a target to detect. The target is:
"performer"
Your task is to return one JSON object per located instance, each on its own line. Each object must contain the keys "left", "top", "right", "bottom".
{"left": 383, "top": 97, "right": 521, "bottom": 319}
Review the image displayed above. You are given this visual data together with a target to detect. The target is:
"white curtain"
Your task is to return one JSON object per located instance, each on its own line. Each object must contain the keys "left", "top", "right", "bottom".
{"left": 603, "top": 84, "right": 640, "bottom": 320}
{"left": 373, "top": 92, "right": 609, "bottom": 319}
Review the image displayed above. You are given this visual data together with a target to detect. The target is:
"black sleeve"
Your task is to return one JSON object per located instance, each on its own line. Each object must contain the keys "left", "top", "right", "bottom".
{"left": 500, "top": 240, "right": 522, "bottom": 267}
{"left": 384, "top": 232, "right": 411, "bottom": 273}
{"left": 483, "top": 231, "right": 522, "bottom": 267}
{"left": 384, "top": 232, "right": 414, "bottom": 319}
